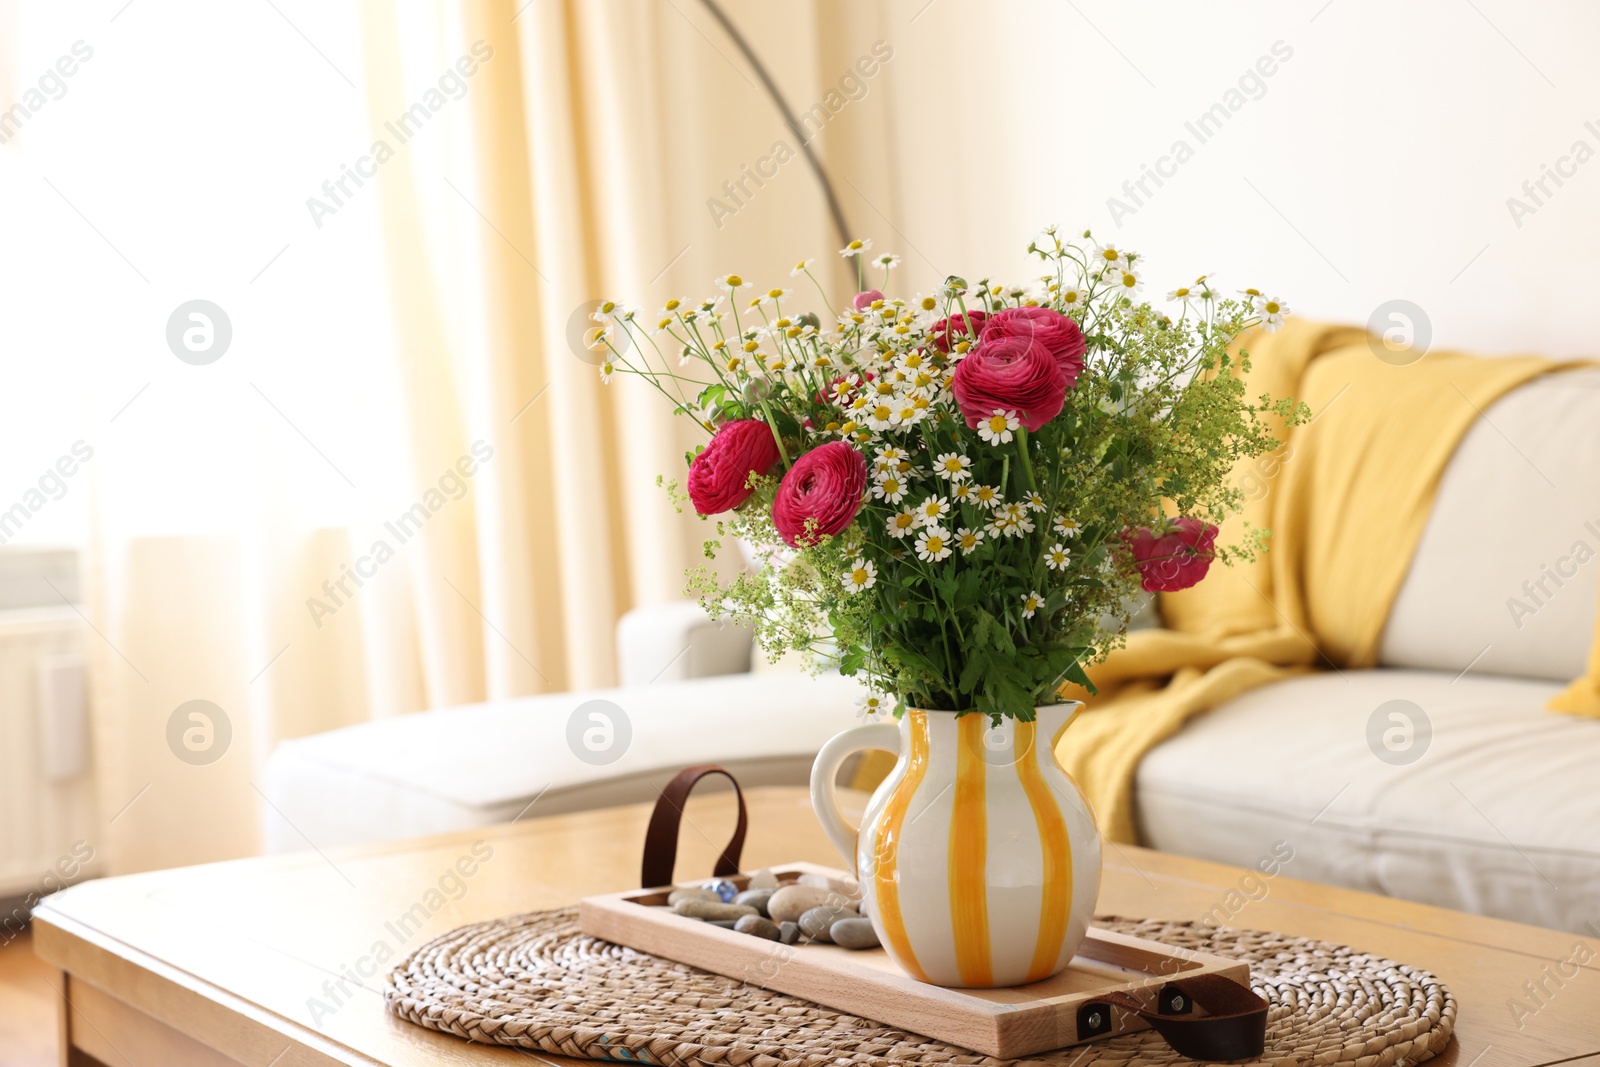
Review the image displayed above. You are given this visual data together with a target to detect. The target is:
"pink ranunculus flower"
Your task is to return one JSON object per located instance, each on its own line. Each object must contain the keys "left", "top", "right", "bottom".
{"left": 852, "top": 289, "right": 885, "bottom": 310}
{"left": 1120, "top": 517, "right": 1220, "bottom": 592}
{"left": 950, "top": 333, "right": 1068, "bottom": 432}
{"left": 686, "top": 419, "right": 782, "bottom": 516}
{"left": 984, "top": 306, "right": 1086, "bottom": 386}
{"left": 771, "top": 441, "right": 868, "bottom": 547}
{"left": 929, "top": 309, "right": 987, "bottom": 353}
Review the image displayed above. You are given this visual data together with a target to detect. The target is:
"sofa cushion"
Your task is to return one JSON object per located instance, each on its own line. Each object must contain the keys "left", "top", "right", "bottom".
{"left": 1380, "top": 367, "right": 1600, "bottom": 682}
{"left": 261, "top": 671, "right": 867, "bottom": 851}
{"left": 1135, "top": 669, "right": 1600, "bottom": 933}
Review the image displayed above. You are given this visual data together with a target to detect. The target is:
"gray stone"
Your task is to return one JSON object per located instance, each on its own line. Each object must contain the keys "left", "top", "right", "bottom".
{"left": 778, "top": 921, "right": 800, "bottom": 945}
{"left": 829, "top": 917, "right": 880, "bottom": 950}
{"left": 733, "top": 888, "right": 777, "bottom": 917}
{"left": 748, "top": 867, "right": 780, "bottom": 889}
{"left": 708, "top": 919, "right": 739, "bottom": 929}
{"left": 674, "top": 899, "right": 759, "bottom": 921}
{"left": 668, "top": 886, "right": 720, "bottom": 906}
{"left": 767, "top": 885, "right": 834, "bottom": 924}
{"left": 734, "top": 915, "right": 781, "bottom": 940}
{"left": 798, "top": 905, "right": 860, "bottom": 942}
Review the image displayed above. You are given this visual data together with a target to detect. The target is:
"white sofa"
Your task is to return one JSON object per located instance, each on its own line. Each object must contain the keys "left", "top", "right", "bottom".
{"left": 263, "top": 370, "right": 1600, "bottom": 935}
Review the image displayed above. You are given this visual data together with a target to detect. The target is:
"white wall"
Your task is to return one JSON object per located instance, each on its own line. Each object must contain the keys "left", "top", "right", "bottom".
{"left": 786, "top": 0, "right": 1600, "bottom": 360}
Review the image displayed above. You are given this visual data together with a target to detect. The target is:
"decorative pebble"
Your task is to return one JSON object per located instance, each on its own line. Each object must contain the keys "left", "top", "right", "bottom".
{"left": 798, "top": 905, "right": 860, "bottom": 942}
{"left": 668, "top": 886, "right": 720, "bottom": 906}
{"left": 734, "top": 915, "right": 780, "bottom": 940}
{"left": 796, "top": 873, "right": 835, "bottom": 889}
{"left": 767, "top": 885, "right": 834, "bottom": 924}
{"left": 778, "top": 921, "right": 800, "bottom": 945}
{"left": 703, "top": 879, "right": 739, "bottom": 903}
{"left": 674, "top": 900, "right": 758, "bottom": 921}
{"left": 748, "top": 867, "right": 780, "bottom": 889}
{"left": 829, "top": 917, "right": 879, "bottom": 950}
{"left": 733, "top": 888, "right": 777, "bottom": 917}
{"left": 708, "top": 919, "right": 739, "bottom": 929}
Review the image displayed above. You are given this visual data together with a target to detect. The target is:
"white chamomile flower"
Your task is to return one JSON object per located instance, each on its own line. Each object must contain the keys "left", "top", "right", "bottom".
{"left": 887, "top": 508, "right": 920, "bottom": 539}
{"left": 599, "top": 358, "right": 617, "bottom": 384}
{"left": 875, "top": 445, "right": 908, "bottom": 468}
{"left": 1059, "top": 286, "right": 1085, "bottom": 308}
{"left": 995, "top": 503, "right": 1034, "bottom": 537}
{"left": 762, "top": 287, "right": 793, "bottom": 304}
{"left": 715, "top": 273, "right": 751, "bottom": 293}
{"left": 1020, "top": 590, "right": 1044, "bottom": 618}
{"left": 1025, "top": 491, "right": 1047, "bottom": 513}
{"left": 1257, "top": 294, "right": 1290, "bottom": 332}
{"left": 790, "top": 258, "right": 815, "bottom": 277}
{"left": 956, "top": 526, "right": 984, "bottom": 554}
{"left": 839, "top": 238, "right": 873, "bottom": 258}
{"left": 951, "top": 483, "right": 974, "bottom": 503}
{"left": 856, "top": 692, "right": 890, "bottom": 720}
{"left": 592, "top": 299, "right": 623, "bottom": 322}
{"left": 914, "top": 526, "right": 953, "bottom": 562}
{"left": 1044, "top": 543, "right": 1071, "bottom": 571}
{"left": 1092, "top": 243, "right": 1128, "bottom": 272}
{"left": 842, "top": 557, "right": 877, "bottom": 593}
{"left": 863, "top": 400, "right": 897, "bottom": 432}
{"left": 873, "top": 472, "right": 909, "bottom": 504}
{"left": 933, "top": 452, "right": 972, "bottom": 482}
{"left": 873, "top": 253, "right": 902, "bottom": 270}
{"left": 971, "top": 484, "right": 1003, "bottom": 509}
{"left": 1108, "top": 268, "right": 1141, "bottom": 298}
{"left": 916, "top": 495, "right": 952, "bottom": 525}
{"left": 977, "top": 409, "right": 1020, "bottom": 445}
{"left": 1053, "top": 515, "right": 1083, "bottom": 538}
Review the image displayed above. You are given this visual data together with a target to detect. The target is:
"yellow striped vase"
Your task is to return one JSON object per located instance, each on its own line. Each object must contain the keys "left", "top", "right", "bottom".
{"left": 811, "top": 704, "right": 1101, "bottom": 988}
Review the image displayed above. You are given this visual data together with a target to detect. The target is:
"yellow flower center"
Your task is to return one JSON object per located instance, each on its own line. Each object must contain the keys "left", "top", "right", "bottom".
{"left": 1265, "top": 301, "right": 1280, "bottom": 314}
{"left": 665, "top": 299, "right": 680, "bottom": 310}
{"left": 925, "top": 537, "right": 945, "bottom": 553}
{"left": 873, "top": 405, "right": 891, "bottom": 420}
{"left": 1174, "top": 288, "right": 1189, "bottom": 297}
{"left": 1101, "top": 250, "right": 1117, "bottom": 261}
{"left": 921, "top": 297, "right": 937, "bottom": 310}
{"left": 896, "top": 514, "right": 913, "bottom": 529}
{"left": 727, "top": 275, "right": 744, "bottom": 287}
{"left": 988, "top": 416, "right": 1007, "bottom": 432}
{"left": 848, "top": 240, "right": 864, "bottom": 251}
{"left": 600, "top": 301, "right": 616, "bottom": 313}
{"left": 852, "top": 568, "right": 869, "bottom": 584}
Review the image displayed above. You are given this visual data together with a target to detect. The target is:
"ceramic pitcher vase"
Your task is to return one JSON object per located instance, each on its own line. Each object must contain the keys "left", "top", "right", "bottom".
{"left": 811, "top": 704, "right": 1101, "bottom": 988}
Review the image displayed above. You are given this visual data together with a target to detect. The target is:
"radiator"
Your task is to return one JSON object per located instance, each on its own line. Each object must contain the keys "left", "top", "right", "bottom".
{"left": 0, "top": 600, "right": 100, "bottom": 902}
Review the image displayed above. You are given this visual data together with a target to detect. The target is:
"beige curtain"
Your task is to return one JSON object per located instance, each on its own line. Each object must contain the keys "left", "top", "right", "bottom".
{"left": 86, "top": 0, "right": 899, "bottom": 873}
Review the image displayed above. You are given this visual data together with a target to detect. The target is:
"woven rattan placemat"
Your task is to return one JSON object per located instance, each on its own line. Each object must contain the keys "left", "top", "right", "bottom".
{"left": 386, "top": 908, "right": 1455, "bottom": 1066}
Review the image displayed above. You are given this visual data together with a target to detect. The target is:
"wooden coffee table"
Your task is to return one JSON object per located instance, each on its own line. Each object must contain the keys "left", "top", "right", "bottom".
{"left": 31, "top": 787, "right": 1600, "bottom": 1066}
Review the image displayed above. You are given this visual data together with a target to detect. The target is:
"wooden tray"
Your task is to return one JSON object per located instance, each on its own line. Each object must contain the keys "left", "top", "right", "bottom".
{"left": 578, "top": 862, "right": 1250, "bottom": 1058}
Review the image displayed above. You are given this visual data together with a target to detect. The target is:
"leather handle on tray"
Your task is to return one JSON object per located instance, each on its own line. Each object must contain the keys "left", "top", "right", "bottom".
{"left": 1087, "top": 973, "right": 1268, "bottom": 1061}
{"left": 640, "top": 765, "right": 749, "bottom": 889}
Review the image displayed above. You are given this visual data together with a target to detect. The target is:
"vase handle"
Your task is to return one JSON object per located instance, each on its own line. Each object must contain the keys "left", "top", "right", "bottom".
{"left": 810, "top": 722, "right": 901, "bottom": 877}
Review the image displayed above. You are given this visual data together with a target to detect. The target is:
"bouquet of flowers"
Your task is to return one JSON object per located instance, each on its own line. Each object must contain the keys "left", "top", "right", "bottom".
{"left": 594, "top": 228, "right": 1303, "bottom": 721}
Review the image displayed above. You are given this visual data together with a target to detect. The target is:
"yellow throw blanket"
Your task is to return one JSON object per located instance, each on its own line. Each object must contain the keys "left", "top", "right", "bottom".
{"left": 1054, "top": 319, "right": 1575, "bottom": 843}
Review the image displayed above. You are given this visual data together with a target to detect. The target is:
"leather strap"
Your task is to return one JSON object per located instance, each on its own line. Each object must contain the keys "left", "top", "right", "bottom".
{"left": 640, "top": 765, "right": 748, "bottom": 889}
{"left": 1086, "top": 972, "right": 1268, "bottom": 1060}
